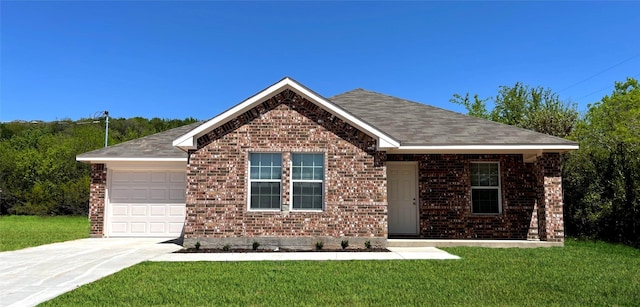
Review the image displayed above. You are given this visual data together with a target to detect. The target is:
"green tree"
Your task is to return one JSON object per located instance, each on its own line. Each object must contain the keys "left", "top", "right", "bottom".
{"left": 451, "top": 82, "right": 579, "bottom": 138}
{"left": 0, "top": 117, "right": 198, "bottom": 216}
{"left": 449, "top": 93, "right": 490, "bottom": 119}
{"left": 564, "top": 78, "right": 639, "bottom": 246}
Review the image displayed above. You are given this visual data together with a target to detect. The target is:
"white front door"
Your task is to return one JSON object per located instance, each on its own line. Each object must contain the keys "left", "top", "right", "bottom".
{"left": 387, "top": 162, "right": 418, "bottom": 235}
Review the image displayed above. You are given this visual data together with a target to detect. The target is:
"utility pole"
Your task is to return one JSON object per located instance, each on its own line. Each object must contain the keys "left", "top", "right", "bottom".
{"left": 104, "top": 111, "right": 109, "bottom": 147}
{"left": 93, "top": 110, "right": 110, "bottom": 147}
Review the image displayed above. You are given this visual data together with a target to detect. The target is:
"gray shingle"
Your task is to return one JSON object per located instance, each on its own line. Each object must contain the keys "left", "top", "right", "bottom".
{"left": 78, "top": 87, "right": 577, "bottom": 161}
{"left": 77, "top": 121, "right": 203, "bottom": 160}
{"left": 329, "top": 89, "right": 577, "bottom": 146}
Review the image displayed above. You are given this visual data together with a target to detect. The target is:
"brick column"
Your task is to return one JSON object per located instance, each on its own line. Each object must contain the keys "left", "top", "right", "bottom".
{"left": 536, "top": 153, "right": 564, "bottom": 242}
{"left": 528, "top": 201, "right": 540, "bottom": 240}
{"left": 89, "top": 164, "right": 107, "bottom": 237}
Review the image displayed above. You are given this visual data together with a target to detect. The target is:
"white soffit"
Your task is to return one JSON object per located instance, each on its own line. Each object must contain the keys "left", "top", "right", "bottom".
{"left": 75, "top": 157, "right": 187, "bottom": 164}
{"left": 172, "top": 77, "right": 400, "bottom": 151}
{"left": 390, "top": 144, "right": 579, "bottom": 154}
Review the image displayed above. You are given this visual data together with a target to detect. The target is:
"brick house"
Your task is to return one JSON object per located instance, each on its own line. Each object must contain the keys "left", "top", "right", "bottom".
{"left": 77, "top": 77, "right": 577, "bottom": 249}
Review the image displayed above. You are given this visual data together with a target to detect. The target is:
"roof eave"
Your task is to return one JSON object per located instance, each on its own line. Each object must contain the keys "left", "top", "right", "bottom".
{"left": 386, "top": 144, "right": 579, "bottom": 154}
{"left": 76, "top": 157, "right": 188, "bottom": 163}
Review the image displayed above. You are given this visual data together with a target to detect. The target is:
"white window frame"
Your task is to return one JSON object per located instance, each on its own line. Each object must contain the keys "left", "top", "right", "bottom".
{"left": 248, "top": 153, "right": 282, "bottom": 211}
{"left": 470, "top": 162, "right": 502, "bottom": 214}
{"left": 290, "top": 153, "right": 324, "bottom": 211}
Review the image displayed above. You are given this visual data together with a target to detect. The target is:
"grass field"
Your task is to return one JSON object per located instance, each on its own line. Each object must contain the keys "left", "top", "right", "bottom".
{"left": 0, "top": 215, "right": 89, "bottom": 251}
{"left": 44, "top": 239, "right": 639, "bottom": 306}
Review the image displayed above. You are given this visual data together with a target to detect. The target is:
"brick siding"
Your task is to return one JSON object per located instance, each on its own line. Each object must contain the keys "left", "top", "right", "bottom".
{"left": 184, "top": 90, "right": 387, "bottom": 249}
{"left": 89, "top": 163, "right": 107, "bottom": 237}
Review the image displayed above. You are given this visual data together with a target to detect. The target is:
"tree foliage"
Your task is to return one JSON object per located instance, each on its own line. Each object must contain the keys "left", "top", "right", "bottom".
{"left": 449, "top": 93, "right": 490, "bottom": 119}
{"left": 451, "top": 82, "right": 579, "bottom": 138}
{"left": 564, "top": 78, "right": 639, "bottom": 247}
{"left": 0, "top": 117, "right": 198, "bottom": 216}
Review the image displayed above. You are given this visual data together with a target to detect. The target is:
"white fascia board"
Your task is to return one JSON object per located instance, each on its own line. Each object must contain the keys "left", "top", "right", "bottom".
{"left": 76, "top": 157, "right": 187, "bottom": 163}
{"left": 172, "top": 77, "right": 400, "bottom": 150}
{"left": 390, "top": 144, "right": 579, "bottom": 154}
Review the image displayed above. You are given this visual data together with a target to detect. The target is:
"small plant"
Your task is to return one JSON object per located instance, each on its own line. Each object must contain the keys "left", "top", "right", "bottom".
{"left": 341, "top": 240, "right": 349, "bottom": 250}
{"left": 315, "top": 241, "right": 324, "bottom": 250}
{"left": 364, "top": 240, "right": 372, "bottom": 250}
{"left": 222, "top": 244, "right": 231, "bottom": 251}
{"left": 195, "top": 241, "right": 201, "bottom": 250}
{"left": 252, "top": 241, "right": 260, "bottom": 251}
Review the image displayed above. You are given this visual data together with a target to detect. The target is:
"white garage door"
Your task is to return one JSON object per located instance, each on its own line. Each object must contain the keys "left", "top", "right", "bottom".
{"left": 108, "top": 170, "right": 186, "bottom": 237}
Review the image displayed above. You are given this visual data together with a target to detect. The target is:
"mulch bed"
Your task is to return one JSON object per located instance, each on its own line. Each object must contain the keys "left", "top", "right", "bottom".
{"left": 175, "top": 248, "right": 390, "bottom": 253}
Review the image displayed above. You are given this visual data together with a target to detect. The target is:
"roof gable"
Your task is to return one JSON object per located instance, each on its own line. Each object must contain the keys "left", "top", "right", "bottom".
{"left": 173, "top": 77, "right": 400, "bottom": 151}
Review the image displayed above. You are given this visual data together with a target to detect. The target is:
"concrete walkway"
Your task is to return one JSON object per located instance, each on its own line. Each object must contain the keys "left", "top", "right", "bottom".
{"left": 0, "top": 238, "right": 181, "bottom": 307}
{"left": 0, "top": 240, "right": 458, "bottom": 307}
{"left": 151, "top": 246, "right": 460, "bottom": 262}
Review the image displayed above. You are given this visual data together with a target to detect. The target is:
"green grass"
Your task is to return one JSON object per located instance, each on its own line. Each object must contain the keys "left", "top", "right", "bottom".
{"left": 0, "top": 215, "right": 89, "bottom": 251}
{"left": 43, "top": 239, "right": 639, "bottom": 306}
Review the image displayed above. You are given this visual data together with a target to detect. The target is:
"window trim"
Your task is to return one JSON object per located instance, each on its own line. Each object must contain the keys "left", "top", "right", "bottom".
{"left": 470, "top": 161, "right": 502, "bottom": 215}
{"left": 248, "top": 152, "right": 282, "bottom": 211}
{"left": 290, "top": 153, "right": 325, "bottom": 211}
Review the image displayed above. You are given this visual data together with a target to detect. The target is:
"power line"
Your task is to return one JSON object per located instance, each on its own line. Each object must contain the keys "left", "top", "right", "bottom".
{"left": 575, "top": 71, "right": 640, "bottom": 101}
{"left": 558, "top": 54, "right": 640, "bottom": 93}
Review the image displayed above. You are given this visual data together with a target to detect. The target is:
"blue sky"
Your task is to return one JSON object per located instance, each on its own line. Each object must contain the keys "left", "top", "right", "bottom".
{"left": 1, "top": 1, "right": 639, "bottom": 122}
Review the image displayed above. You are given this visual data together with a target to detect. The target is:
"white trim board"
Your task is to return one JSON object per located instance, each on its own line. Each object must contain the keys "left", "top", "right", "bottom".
{"left": 76, "top": 157, "right": 187, "bottom": 163}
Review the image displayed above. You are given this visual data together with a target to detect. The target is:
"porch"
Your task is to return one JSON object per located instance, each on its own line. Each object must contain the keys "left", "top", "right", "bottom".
{"left": 387, "top": 238, "right": 563, "bottom": 248}
{"left": 386, "top": 153, "right": 564, "bottom": 243}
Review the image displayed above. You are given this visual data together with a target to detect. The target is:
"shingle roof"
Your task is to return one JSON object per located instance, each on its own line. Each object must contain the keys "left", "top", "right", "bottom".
{"left": 78, "top": 86, "right": 577, "bottom": 161}
{"left": 329, "top": 89, "right": 577, "bottom": 146}
{"left": 76, "top": 121, "right": 203, "bottom": 160}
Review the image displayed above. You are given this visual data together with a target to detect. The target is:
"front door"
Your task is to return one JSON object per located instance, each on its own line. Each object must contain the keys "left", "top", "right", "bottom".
{"left": 387, "top": 162, "right": 418, "bottom": 235}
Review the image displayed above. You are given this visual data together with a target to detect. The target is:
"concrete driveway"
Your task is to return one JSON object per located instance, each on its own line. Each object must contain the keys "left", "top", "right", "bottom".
{"left": 0, "top": 238, "right": 182, "bottom": 307}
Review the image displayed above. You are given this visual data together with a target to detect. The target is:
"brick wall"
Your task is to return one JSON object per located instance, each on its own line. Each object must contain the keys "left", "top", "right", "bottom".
{"left": 536, "top": 153, "right": 564, "bottom": 242}
{"left": 387, "top": 154, "right": 540, "bottom": 240}
{"left": 184, "top": 90, "right": 387, "bottom": 249}
{"left": 89, "top": 163, "right": 107, "bottom": 237}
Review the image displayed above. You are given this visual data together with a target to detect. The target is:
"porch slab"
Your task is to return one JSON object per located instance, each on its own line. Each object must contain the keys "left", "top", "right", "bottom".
{"left": 151, "top": 247, "right": 460, "bottom": 261}
{"left": 387, "top": 239, "right": 563, "bottom": 248}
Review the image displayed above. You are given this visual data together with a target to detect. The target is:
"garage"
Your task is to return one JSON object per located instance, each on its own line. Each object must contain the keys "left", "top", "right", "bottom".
{"left": 107, "top": 170, "right": 186, "bottom": 237}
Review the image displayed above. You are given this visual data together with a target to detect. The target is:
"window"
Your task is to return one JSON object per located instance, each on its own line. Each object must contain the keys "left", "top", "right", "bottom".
{"left": 291, "top": 153, "right": 324, "bottom": 210}
{"left": 249, "top": 153, "right": 282, "bottom": 210}
{"left": 470, "top": 162, "right": 501, "bottom": 214}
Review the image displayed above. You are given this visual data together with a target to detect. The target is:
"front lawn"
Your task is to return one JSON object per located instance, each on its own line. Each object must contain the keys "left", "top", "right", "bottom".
{"left": 43, "top": 239, "right": 639, "bottom": 306}
{"left": 0, "top": 215, "right": 89, "bottom": 251}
